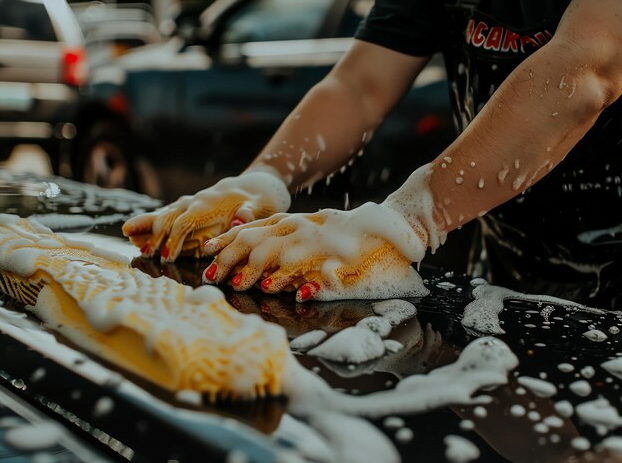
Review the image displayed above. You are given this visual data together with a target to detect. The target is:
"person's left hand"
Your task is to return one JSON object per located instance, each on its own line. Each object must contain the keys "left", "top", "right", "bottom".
{"left": 202, "top": 202, "right": 430, "bottom": 302}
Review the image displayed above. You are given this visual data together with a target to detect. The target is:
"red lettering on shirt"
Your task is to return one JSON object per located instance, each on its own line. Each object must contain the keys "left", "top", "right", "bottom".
{"left": 520, "top": 35, "right": 540, "bottom": 52}
{"left": 484, "top": 26, "right": 503, "bottom": 51}
{"left": 465, "top": 19, "right": 553, "bottom": 55}
{"left": 465, "top": 19, "right": 475, "bottom": 43}
{"left": 472, "top": 22, "right": 488, "bottom": 47}
{"left": 501, "top": 30, "right": 520, "bottom": 52}
{"left": 534, "top": 31, "right": 550, "bottom": 46}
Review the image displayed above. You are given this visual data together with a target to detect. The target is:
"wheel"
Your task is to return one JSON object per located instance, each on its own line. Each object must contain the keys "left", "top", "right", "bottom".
{"left": 74, "top": 120, "right": 137, "bottom": 190}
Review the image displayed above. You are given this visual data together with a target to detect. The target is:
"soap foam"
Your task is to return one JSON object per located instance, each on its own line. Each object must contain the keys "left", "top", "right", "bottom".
{"left": 462, "top": 282, "right": 599, "bottom": 335}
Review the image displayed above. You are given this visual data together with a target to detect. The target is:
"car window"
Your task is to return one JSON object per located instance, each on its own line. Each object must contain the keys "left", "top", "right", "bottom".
{"left": 0, "top": 0, "right": 57, "bottom": 41}
{"left": 220, "top": 0, "right": 332, "bottom": 43}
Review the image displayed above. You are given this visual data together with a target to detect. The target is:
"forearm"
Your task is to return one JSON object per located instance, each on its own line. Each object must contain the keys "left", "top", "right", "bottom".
{"left": 244, "top": 75, "right": 379, "bottom": 191}
{"left": 386, "top": 34, "right": 622, "bottom": 248}
{"left": 243, "top": 41, "right": 430, "bottom": 193}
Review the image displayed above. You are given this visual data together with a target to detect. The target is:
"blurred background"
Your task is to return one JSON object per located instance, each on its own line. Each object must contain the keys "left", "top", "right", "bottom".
{"left": 0, "top": 0, "right": 473, "bottom": 269}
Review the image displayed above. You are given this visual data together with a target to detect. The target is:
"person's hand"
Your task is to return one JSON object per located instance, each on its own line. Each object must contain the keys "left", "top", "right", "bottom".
{"left": 202, "top": 202, "right": 430, "bottom": 302}
{"left": 122, "top": 172, "right": 290, "bottom": 262}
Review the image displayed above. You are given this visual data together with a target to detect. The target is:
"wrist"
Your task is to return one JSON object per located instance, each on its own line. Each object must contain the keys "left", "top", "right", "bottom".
{"left": 381, "top": 164, "right": 447, "bottom": 254}
{"left": 232, "top": 170, "right": 291, "bottom": 212}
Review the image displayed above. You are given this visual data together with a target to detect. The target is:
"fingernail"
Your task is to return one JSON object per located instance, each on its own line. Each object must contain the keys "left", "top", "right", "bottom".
{"left": 298, "top": 285, "right": 312, "bottom": 301}
{"left": 140, "top": 243, "right": 150, "bottom": 254}
{"left": 203, "top": 263, "right": 217, "bottom": 282}
{"left": 204, "top": 238, "right": 220, "bottom": 253}
{"left": 232, "top": 272, "right": 243, "bottom": 286}
{"left": 161, "top": 246, "right": 170, "bottom": 259}
{"left": 260, "top": 278, "right": 272, "bottom": 291}
{"left": 230, "top": 217, "right": 246, "bottom": 228}
{"left": 298, "top": 281, "right": 320, "bottom": 301}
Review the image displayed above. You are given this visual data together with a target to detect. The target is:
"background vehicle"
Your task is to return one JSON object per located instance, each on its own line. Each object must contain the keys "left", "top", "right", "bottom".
{"left": 73, "top": 0, "right": 456, "bottom": 204}
{"left": 70, "top": 1, "right": 163, "bottom": 70}
{"left": 0, "top": 0, "right": 87, "bottom": 173}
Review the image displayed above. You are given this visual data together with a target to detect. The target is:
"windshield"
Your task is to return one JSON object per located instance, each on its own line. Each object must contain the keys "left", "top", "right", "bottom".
{"left": 0, "top": 0, "right": 57, "bottom": 41}
{"left": 220, "top": 0, "right": 332, "bottom": 43}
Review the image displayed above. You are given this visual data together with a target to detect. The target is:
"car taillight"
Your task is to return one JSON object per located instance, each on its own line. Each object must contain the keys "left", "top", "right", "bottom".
{"left": 63, "top": 47, "right": 88, "bottom": 86}
{"left": 415, "top": 114, "right": 443, "bottom": 136}
{"left": 108, "top": 91, "right": 130, "bottom": 117}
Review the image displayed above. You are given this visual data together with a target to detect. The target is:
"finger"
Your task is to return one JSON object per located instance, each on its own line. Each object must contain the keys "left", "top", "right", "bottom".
{"left": 122, "top": 212, "right": 156, "bottom": 238}
{"left": 229, "top": 217, "right": 247, "bottom": 228}
{"left": 210, "top": 242, "right": 253, "bottom": 283}
{"left": 259, "top": 267, "right": 301, "bottom": 293}
{"left": 204, "top": 213, "right": 290, "bottom": 256}
{"left": 296, "top": 280, "right": 322, "bottom": 303}
{"left": 162, "top": 210, "right": 221, "bottom": 262}
{"left": 141, "top": 207, "right": 186, "bottom": 258}
{"left": 127, "top": 234, "right": 149, "bottom": 253}
{"left": 233, "top": 203, "right": 258, "bottom": 224}
{"left": 232, "top": 230, "right": 306, "bottom": 290}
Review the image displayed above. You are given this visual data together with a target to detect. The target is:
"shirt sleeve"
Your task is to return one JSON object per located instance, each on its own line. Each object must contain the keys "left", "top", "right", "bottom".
{"left": 355, "top": 0, "right": 447, "bottom": 57}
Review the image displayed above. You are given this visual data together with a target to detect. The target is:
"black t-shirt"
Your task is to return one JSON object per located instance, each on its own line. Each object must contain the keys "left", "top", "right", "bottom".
{"left": 356, "top": 0, "right": 622, "bottom": 309}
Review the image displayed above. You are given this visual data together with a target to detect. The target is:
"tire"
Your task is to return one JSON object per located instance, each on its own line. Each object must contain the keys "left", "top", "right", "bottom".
{"left": 74, "top": 120, "right": 138, "bottom": 191}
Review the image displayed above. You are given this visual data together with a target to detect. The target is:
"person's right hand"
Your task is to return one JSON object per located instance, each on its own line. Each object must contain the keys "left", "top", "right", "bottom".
{"left": 122, "top": 171, "right": 291, "bottom": 262}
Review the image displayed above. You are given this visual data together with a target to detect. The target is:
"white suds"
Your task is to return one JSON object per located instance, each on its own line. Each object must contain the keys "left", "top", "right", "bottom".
{"left": 382, "top": 163, "right": 447, "bottom": 255}
{"left": 175, "top": 389, "right": 202, "bottom": 405}
{"left": 461, "top": 283, "right": 595, "bottom": 335}
{"left": 290, "top": 330, "right": 328, "bottom": 351}
{"left": 568, "top": 380, "right": 592, "bottom": 397}
{"left": 557, "top": 363, "right": 574, "bottom": 373}
{"left": 93, "top": 397, "right": 114, "bottom": 417}
{"left": 510, "top": 405, "right": 526, "bottom": 417}
{"left": 372, "top": 300, "right": 417, "bottom": 325}
{"left": 383, "top": 416, "right": 405, "bottom": 429}
{"left": 600, "top": 436, "right": 622, "bottom": 454}
{"left": 307, "top": 324, "right": 386, "bottom": 364}
{"left": 601, "top": 358, "right": 622, "bottom": 380}
{"left": 285, "top": 337, "right": 519, "bottom": 418}
{"left": 516, "top": 376, "right": 557, "bottom": 398}
{"left": 575, "top": 398, "right": 622, "bottom": 433}
{"left": 583, "top": 329, "right": 608, "bottom": 342}
{"left": 4, "top": 422, "right": 61, "bottom": 450}
{"left": 554, "top": 400, "right": 574, "bottom": 418}
{"left": 395, "top": 428, "right": 414, "bottom": 443}
{"left": 571, "top": 437, "right": 590, "bottom": 451}
{"left": 444, "top": 435, "right": 480, "bottom": 463}
{"left": 307, "top": 301, "right": 416, "bottom": 363}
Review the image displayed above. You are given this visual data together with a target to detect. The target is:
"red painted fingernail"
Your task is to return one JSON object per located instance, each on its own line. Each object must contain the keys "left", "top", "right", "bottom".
{"left": 298, "top": 281, "right": 320, "bottom": 301}
{"left": 230, "top": 295, "right": 241, "bottom": 309}
{"left": 140, "top": 243, "right": 150, "bottom": 254}
{"left": 298, "top": 285, "right": 312, "bottom": 301}
{"left": 161, "top": 246, "right": 170, "bottom": 259}
{"left": 232, "top": 272, "right": 243, "bottom": 286}
{"left": 260, "top": 278, "right": 272, "bottom": 291}
{"left": 203, "top": 263, "right": 217, "bottom": 282}
{"left": 230, "top": 217, "right": 246, "bottom": 228}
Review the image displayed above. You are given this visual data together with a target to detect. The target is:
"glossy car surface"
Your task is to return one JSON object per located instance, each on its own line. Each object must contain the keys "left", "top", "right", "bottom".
{"left": 0, "top": 0, "right": 87, "bottom": 170}
{"left": 0, "top": 170, "right": 621, "bottom": 463}
{"left": 73, "top": 0, "right": 455, "bottom": 203}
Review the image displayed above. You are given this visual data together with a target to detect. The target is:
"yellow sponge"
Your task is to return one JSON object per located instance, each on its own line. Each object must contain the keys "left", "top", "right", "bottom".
{"left": 0, "top": 214, "right": 288, "bottom": 401}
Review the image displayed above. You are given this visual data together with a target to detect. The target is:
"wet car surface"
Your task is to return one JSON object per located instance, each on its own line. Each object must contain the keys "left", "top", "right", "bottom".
{"left": 0, "top": 170, "right": 621, "bottom": 463}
